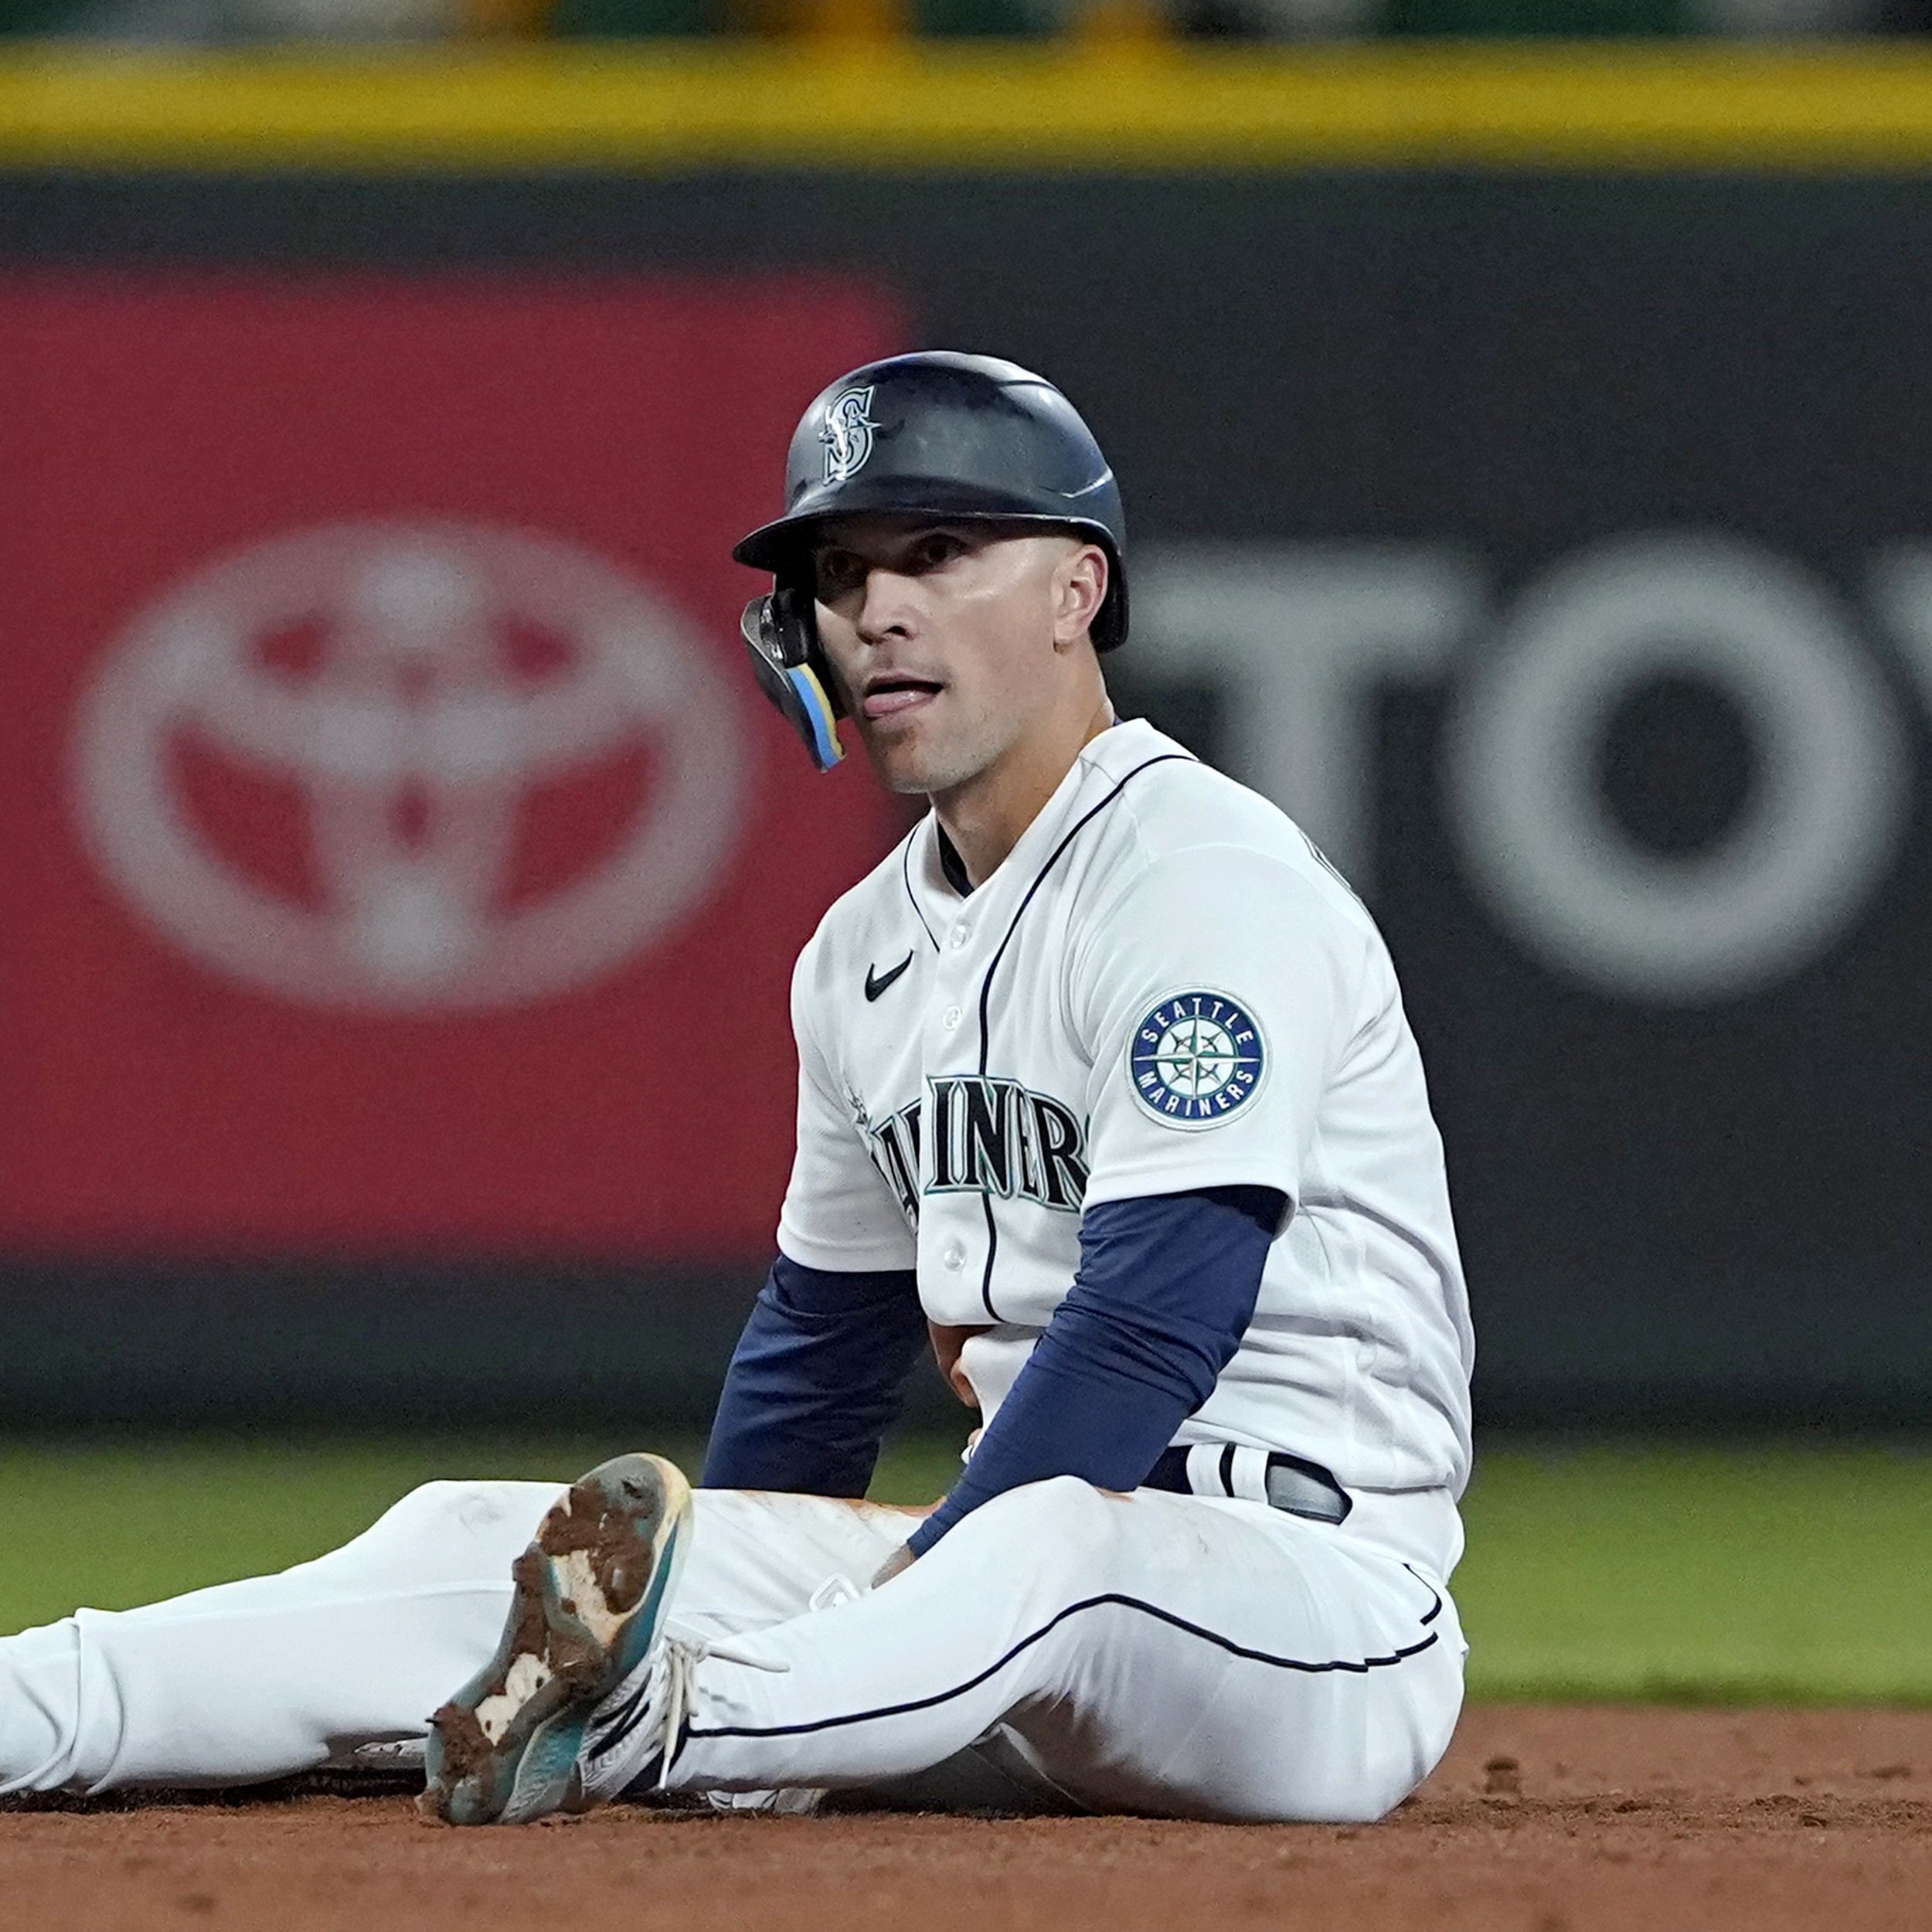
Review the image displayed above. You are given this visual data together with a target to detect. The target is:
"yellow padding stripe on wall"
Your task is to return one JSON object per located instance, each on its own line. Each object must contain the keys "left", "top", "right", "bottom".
{"left": 8, "top": 44, "right": 1932, "bottom": 172}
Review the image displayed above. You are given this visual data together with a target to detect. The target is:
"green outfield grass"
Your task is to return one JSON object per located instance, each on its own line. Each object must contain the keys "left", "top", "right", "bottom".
{"left": 0, "top": 1436, "right": 1925, "bottom": 1703}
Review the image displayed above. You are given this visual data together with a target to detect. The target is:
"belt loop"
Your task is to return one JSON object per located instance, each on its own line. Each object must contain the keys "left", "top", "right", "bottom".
{"left": 1227, "top": 1446, "right": 1271, "bottom": 1504}
{"left": 1183, "top": 1444, "right": 1226, "bottom": 1498}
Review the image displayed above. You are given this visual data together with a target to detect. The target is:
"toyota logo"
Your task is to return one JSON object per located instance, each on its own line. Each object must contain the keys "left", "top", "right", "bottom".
{"left": 74, "top": 522, "right": 747, "bottom": 1012}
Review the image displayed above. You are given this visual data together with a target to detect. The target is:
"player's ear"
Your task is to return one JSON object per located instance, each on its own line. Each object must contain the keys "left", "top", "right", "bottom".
{"left": 1052, "top": 542, "right": 1108, "bottom": 651}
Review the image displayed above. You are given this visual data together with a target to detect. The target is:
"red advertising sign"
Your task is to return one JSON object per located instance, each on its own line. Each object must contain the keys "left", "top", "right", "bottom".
{"left": 0, "top": 274, "right": 905, "bottom": 1260}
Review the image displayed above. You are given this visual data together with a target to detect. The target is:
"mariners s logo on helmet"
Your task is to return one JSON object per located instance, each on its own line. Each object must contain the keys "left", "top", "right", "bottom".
{"left": 820, "top": 386, "right": 879, "bottom": 484}
{"left": 1130, "top": 990, "right": 1268, "bottom": 1128}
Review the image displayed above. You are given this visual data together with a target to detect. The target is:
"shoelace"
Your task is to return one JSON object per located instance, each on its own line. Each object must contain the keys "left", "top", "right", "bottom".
{"left": 654, "top": 1633, "right": 790, "bottom": 1790}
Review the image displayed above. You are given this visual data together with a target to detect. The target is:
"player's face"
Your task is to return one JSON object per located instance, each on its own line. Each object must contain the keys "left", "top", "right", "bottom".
{"left": 809, "top": 515, "right": 1104, "bottom": 798}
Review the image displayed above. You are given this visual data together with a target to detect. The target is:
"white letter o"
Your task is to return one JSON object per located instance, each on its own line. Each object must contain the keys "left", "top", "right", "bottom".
{"left": 1446, "top": 535, "right": 1906, "bottom": 1003}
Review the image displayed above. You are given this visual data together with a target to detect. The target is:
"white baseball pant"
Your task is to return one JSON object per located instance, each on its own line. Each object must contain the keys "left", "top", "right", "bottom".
{"left": 0, "top": 1472, "right": 1464, "bottom": 1822}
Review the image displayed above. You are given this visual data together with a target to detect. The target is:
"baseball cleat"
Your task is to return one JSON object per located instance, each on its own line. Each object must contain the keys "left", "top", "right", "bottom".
{"left": 420, "top": 1451, "right": 692, "bottom": 1827}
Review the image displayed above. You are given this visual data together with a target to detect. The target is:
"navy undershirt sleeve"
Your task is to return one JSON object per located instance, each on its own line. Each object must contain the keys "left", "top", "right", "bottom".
{"left": 701, "top": 1253, "right": 929, "bottom": 1499}
{"left": 905, "top": 1183, "right": 1285, "bottom": 1557}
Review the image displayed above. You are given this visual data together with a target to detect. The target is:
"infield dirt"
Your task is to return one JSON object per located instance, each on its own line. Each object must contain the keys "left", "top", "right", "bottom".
{"left": 3, "top": 1706, "right": 1928, "bottom": 1932}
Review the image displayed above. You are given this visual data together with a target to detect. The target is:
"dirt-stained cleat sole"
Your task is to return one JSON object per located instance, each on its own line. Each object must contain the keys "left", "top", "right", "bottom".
{"left": 419, "top": 1451, "right": 692, "bottom": 1826}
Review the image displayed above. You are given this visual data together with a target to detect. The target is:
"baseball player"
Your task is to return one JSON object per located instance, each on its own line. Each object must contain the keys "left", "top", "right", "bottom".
{"left": 0, "top": 352, "right": 1472, "bottom": 1826}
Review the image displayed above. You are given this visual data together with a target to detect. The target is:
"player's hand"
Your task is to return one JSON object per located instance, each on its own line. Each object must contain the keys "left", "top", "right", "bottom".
{"left": 872, "top": 1544, "right": 916, "bottom": 1587}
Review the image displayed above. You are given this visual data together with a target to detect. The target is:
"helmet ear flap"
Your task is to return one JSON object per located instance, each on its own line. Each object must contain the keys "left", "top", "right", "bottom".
{"left": 1090, "top": 540, "right": 1129, "bottom": 652}
{"left": 740, "top": 584, "right": 847, "bottom": 773}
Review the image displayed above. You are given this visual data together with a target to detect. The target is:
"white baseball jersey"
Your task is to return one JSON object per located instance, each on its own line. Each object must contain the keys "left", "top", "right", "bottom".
{"left": 779, "top": 717, "right": 1474, "bottom": 1503}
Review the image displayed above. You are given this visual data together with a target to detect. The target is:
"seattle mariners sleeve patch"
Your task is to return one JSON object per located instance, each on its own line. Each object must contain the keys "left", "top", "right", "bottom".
{"left": 1129, "top": 989, "right": 1268, "bottom": 1128}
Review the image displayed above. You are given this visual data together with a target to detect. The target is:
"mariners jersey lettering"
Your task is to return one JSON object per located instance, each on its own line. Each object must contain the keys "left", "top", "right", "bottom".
{"left": 778, "top": 719, "right": 1474, "bottom": 1498}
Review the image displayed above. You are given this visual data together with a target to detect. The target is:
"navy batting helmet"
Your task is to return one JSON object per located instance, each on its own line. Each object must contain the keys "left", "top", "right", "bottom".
{"left": 734, "top": 352, "right": 1128, "bottom": 772}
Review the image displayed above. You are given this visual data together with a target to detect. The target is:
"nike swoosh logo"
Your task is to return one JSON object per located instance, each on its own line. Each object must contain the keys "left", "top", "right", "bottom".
{"left": 865, "top": 952, "right": 914, "bottom": 1002}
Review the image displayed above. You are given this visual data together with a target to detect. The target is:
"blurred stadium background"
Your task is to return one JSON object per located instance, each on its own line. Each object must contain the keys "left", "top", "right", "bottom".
{"left": 0, "top": 5, "right": 1927, "bottom": 1707}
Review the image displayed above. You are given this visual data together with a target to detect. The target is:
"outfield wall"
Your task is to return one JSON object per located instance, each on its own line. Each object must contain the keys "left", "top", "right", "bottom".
{"left": 2, "top": 49, "right": 1928, "bottom": 1429}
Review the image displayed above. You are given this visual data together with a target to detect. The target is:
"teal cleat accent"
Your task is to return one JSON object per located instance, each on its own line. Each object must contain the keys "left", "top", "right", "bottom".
{"left": 420, "top": 1451, "right": 692, "bottom": 1827}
